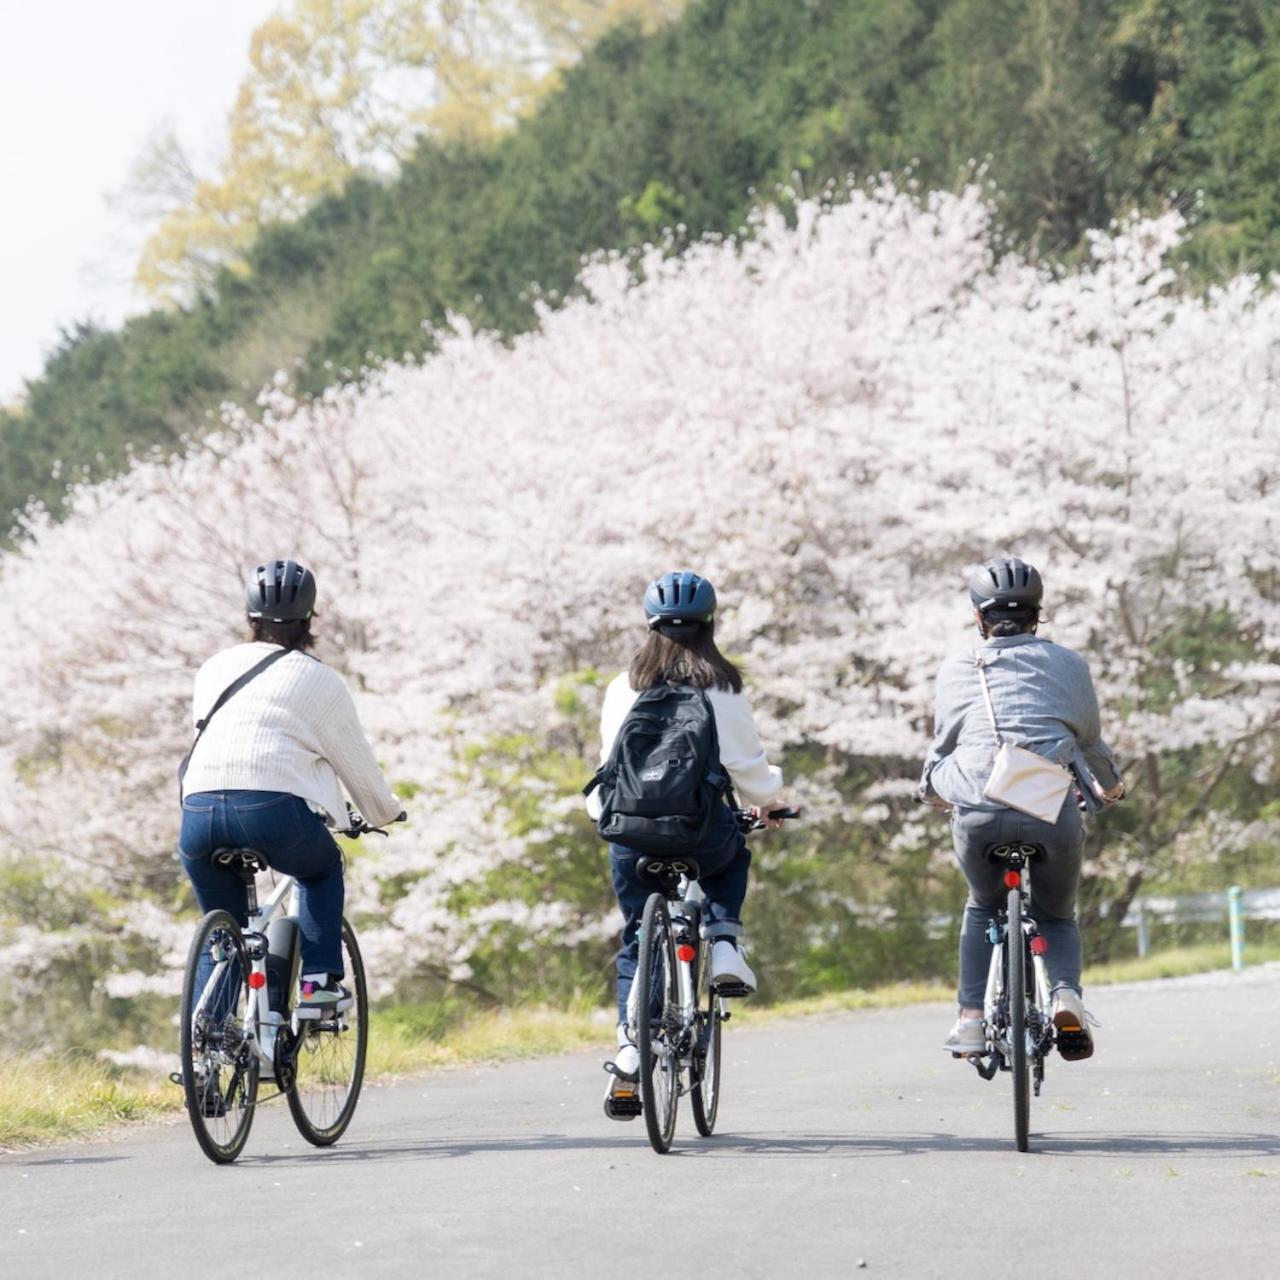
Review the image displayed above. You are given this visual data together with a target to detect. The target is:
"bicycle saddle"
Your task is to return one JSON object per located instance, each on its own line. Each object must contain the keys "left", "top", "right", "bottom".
{"left": 984, "top": 841, "right": 1046, "bottom": 863}
{"left": 636, "top": 854, "right": 702, "bottom": 882}
{"left": 212, "top": 847, "right": 269, "bottom": 882}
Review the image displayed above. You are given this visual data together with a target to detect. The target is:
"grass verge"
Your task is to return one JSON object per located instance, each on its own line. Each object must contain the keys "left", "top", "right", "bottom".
{"left": 5, "top": 944, "right": 1277, "bottom": 1150}
{"left": 0, "top": 1058, "right": 176, "bottom": 1149}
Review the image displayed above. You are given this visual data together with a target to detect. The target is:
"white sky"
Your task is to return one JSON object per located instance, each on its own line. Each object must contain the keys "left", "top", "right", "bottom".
{"left": 0, "top": 1, "right": 279, "bottom": 402}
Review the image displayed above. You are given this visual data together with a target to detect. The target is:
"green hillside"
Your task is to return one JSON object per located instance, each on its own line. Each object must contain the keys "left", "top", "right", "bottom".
{"left": 4, "top": 0, "right": 1279, "bottom": 527}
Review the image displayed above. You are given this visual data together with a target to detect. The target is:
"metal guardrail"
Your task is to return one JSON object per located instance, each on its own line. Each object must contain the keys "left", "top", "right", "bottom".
{"left": 1121, "top": 886, "right": 1280, "bottom": 968}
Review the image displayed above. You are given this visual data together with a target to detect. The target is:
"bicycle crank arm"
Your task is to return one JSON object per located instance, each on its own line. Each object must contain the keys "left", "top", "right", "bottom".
{"left": 968, "top": 1054, "right": 1000, "bottom": 1081}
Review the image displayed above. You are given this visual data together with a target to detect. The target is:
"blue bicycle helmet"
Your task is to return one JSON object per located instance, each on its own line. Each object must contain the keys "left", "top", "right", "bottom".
{"left": 643, "top": 571, "right": 717, "bottom": 630}
{"left": 245, "top": 558, "right": 317, "bottom": 622}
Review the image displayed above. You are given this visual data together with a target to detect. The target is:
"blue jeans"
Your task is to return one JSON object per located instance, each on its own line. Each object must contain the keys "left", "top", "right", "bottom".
{"left": 951, "top": 804, "right": 1085, "bottom": 1008}
{"left": 609, "top": 805, "right": 750, "bottom": 1023}
{"left": 179, "top": 790, "right": 345, "bottom": 979}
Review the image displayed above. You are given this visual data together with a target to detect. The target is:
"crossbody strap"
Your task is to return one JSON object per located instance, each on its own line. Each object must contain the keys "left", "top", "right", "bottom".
{"left": 178, "top": 648, "right": 291, "bottom": 792}
{"left": 973, "top": 651, "right": 1005, "bottom": 747}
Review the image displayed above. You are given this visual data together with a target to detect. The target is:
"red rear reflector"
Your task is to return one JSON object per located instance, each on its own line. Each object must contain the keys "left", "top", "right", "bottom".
{"left": 248, "top": 972, "right": 266, "bottom": 989}
{"left": 676, "top": 945, "right": 696, "bottom": 964}
{"left": 1030, "top": 936, "right": 1048, "bottom": 955}
{"left": 1003, "top": 870, "right": 1021, "bottom": 888}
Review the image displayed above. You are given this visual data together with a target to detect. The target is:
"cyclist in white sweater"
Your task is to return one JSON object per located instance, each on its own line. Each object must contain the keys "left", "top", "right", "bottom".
{"left": 179, "top": 559, "right": 403, "bottom": 1014}
{"left": 588, "top": 572, "right": 787, "bottom": 1083}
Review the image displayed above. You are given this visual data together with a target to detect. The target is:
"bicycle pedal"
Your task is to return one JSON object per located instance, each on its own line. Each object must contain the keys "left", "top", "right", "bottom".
{"left": 712, "top": 981, "right": 752, "bottom": 998}
{"left": 293, "top": 1005, "right": 340, "bottom": 1023}
{"left": 603, "top": 1081, "right": 642, "bottom": 1121}
{"left": 1055, "top": 1027, "right": 1094, "bottom": 1061}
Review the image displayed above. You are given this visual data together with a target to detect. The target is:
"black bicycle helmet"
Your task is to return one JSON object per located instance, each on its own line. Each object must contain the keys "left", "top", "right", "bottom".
{"left": 245, "top": 558, "right": 317, "bottom": 622}
{"left": 643, "top": 571, "right": 716, "bottom": 630}
{"left": 968, "top": 556, "right": 1043, "bottom": 617}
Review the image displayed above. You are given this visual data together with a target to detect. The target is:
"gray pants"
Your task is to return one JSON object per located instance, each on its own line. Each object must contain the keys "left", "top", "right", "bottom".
{"left": 951, "top": 804, "right": 1084, "bottom": 1008}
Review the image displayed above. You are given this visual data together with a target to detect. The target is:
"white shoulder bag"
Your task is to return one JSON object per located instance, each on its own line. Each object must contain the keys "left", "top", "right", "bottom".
{"left": 975, "top": 653, "right": 1073, "bottom": 824}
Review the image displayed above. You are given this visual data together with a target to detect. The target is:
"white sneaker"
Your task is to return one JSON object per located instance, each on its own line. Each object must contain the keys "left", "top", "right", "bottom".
{"left": 1052, "top": 989, "right": 1096, "bottom": 1061}
{"left": 611, "top": 1042, "right": 640, "bottom": 1080}
{"left": 710, "top": 940, "right": 756, "bottom": 994}
{"left": 943, "top": 1016, "right": 986, "bottom": 1055}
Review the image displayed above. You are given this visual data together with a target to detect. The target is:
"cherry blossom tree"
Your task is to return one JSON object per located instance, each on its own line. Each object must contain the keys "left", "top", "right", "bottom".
{"left": 1, "top": 179, "right": 1276, "bottom": 1044}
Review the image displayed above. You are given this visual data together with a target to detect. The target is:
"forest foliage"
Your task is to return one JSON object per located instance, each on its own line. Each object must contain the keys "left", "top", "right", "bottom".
{"left": 5, "top": 0, "right": 1280, "bottom": 527}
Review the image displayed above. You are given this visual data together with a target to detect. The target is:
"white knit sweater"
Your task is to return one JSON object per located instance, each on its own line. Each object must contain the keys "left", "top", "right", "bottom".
{"left": 586, "top": 672, "right": 784, "bottom": 819}
{"left": 181, "top": 642, "right": 402, "bottom": 828}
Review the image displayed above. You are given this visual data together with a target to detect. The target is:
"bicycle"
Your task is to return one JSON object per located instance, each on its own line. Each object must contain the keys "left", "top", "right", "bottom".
{"left": 176, "top": 812, "right": 389, "bottom": 1164}
{"left": 607, "top": 806, "right": 800, "bottom": 1154}
{"left": 953, "top": 840, "right": 1056, "bottom": 1153}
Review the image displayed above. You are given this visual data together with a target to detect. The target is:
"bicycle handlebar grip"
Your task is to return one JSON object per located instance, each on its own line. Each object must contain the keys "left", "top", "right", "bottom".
{"left": 767, "top": 806, "right": 802, "bottom": 820}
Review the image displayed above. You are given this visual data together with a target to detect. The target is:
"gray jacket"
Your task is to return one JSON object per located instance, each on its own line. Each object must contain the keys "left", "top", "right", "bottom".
{"left": 918, "top": 633, "right": 1121, "bottom": 813}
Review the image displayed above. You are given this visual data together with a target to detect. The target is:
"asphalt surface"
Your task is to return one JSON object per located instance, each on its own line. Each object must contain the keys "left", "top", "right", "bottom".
{"left": 4, "top": 966, "right": 1280, "bottom": 1279}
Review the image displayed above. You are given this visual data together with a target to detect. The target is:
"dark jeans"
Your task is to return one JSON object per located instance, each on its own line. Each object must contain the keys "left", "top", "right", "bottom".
{"left": 951, "top": 804, "right": 1085, "bottom": 1008}
{"left": 179, "top": 790, "right": 345, "bottom": 980}
{"left": 610, "top": 806, "right": 750, "bottom": 1024}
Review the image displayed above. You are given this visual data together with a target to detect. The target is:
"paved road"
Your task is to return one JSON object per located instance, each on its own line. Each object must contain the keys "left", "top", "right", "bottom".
{"left": 5, "top": 967, "right": 1280, "bottom": 1279}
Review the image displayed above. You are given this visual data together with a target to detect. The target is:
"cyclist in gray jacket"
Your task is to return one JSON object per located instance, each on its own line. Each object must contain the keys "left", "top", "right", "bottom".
{"left": 917, "top": 557, "right": 1125, "bottom": 1061}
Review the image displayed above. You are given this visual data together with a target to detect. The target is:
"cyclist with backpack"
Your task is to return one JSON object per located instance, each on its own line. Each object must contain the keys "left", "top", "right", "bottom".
{"left": 585, "top": 571, "right": 787, "bottom": 1091}
{"left": 179, "top": 559, "right": 404, "bottom": 1016}
{"left": 917, "top": 557, "right": 1125, "bottom": 1062}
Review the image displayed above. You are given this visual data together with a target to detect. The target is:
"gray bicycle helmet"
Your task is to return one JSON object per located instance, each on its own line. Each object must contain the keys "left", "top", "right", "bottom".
{"left": 643, "top": 571, "right": 716, "bottom": 630}
{"left": 245, "top": 558, "right": 316, "bottom": 622}
{"left": 968, "top": 556, "right": 1043, "bottom": 617}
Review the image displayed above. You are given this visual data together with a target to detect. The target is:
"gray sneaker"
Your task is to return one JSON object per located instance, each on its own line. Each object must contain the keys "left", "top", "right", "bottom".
{"left": 943, "top": 1016, "right": 986, "bottom": 1055}
{"left": 296, "top": 976, "right": 353, "bottom": 1020}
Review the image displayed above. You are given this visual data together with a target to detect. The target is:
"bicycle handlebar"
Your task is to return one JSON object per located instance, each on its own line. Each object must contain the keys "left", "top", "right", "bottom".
{"left": 735, "top": 806, "right": 802, "bottom": 833}
{"left": 339, "top": 808, "right": 408, "bottom": 839}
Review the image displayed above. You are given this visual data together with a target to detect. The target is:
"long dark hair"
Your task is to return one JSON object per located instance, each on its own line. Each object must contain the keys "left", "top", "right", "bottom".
{"left": 629, "top": 623, "right": 742, "bottom": 693}
{"left": 247, "top": 616, "right": 316, "bottom": 652}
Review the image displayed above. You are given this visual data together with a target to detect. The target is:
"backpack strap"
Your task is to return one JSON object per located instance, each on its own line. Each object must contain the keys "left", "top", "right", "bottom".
{"left": 582, "top": 765, "right": 613, "bottom": 798}
{"left": 178, "top": 648, "right": 291, "bottom": 796}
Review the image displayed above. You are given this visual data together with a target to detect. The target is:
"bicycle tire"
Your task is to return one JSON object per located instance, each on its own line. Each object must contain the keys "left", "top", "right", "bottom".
{"left": 690, "top": 989, "right": 722, "bottom": 1137}
{"left": 1007, "top": 886, "right": 1030, "bottom": 1153}
{"left": 286, "top": 918, "right": 369, "bottom": 1146}
{"left": 180, "top": 910, "right": 259, "bottom": 1164}
{"left": 637, "top": 893, "right": 679, "bottom": 1153}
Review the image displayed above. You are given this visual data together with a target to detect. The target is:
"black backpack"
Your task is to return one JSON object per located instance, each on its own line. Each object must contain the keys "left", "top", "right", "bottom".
{"left": 583, "top": 683, "right": 734, "bottom": 854}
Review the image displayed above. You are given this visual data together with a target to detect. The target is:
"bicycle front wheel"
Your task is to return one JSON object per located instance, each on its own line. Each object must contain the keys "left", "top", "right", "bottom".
{"left": 636, "top": 894, "right": 679, "bottom": 1154}
{"left": 180, "top": 910, "right": 259, "bottom": 1164}
{"left": 690, "top": 989, "right": 722, "bottom": 1137}
{"left": 286, "top": 918, "right": 369, "bottom": 1146}
{"left": 1007, "top": 887, "right": 1030, "bottom": 1153}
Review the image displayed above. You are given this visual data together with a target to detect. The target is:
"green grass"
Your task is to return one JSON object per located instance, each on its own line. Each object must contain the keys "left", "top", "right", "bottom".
{"left": 0, "top": 1057, "right": 176, "bottom": 1149}
{"left": 5, "top": 944, "right": 1277, "bottom": 1150}
{"left": 1082, "top": 941, "right": 1280, "bottom": 986}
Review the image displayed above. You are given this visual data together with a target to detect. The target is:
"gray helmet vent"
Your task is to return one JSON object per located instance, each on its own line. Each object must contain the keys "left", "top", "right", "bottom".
{"left": 246, "top": 558, "right": 317, "bottom": 622}
{"left": 968, "top": 556, "right": 1042, "bottom": 614}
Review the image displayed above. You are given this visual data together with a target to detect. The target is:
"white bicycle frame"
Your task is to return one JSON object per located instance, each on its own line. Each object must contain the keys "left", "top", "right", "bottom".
{"left": 628, "top": 875, "right": 720, "bottom": 1071}
{"left": 982, "top": 879, "right": 1051, "bottom": 1061}
{"left": 193, "top": 871, "right": 300, "bottom": 1080}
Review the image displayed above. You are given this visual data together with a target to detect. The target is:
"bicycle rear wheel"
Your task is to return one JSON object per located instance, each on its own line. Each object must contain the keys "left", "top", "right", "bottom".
{"left": 180, "top": 910, "right": 259, "bottom": 1164}
{"left": 637, "top": 894, "right": 679, "bottom": 1153}
{"left": 286, "top": 918, "right": 369, "bottom": 1146}
{"left": 690, "top": 989, "right": 722, "bottom": 1137}
{"left": 1007, "top": 887, "right": 1030, "bottom": 1152}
